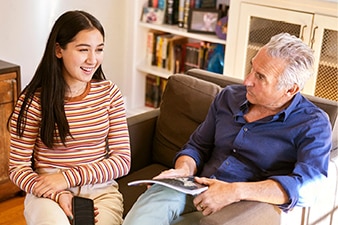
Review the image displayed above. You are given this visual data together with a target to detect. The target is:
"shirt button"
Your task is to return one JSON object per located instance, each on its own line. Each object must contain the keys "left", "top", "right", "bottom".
{"left": 243, "top": 127, "right": 248, "bottom": 132}
{"left": 233, "top": 149, "right": 237, "bottom": 153}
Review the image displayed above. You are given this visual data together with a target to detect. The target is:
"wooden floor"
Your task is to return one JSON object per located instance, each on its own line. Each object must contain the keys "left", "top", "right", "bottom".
{"left": 0, "top": 196, "right": 26, "bottom": 225}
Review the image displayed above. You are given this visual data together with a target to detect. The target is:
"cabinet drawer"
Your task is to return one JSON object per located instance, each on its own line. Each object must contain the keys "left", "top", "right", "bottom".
{"left": 0, "top": 77, "right": 16, "bottom": 104}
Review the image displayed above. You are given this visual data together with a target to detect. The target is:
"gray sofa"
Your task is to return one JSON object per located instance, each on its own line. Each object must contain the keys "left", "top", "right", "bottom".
{"left": 118, "top": 69, "right": 338, "bottom": 225}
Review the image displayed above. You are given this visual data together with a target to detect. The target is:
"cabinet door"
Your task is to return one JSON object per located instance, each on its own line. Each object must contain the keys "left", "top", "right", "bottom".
{"left": 234, "top": 3, "right": 313, "bottom": 79}
{"left": 303, "top": 15, "right": 337, "bottom": 101}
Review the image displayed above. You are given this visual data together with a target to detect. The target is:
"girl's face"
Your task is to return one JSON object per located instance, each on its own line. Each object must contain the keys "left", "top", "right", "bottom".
{"left": 55, "top": 29, "right": 104, "bottom": 86}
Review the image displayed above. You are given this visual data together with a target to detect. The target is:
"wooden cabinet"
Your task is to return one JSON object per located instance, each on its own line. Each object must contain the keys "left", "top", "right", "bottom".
{"left": 225, "top": 0, "right": 337, "bottom": 101}
{"left": 0, "top": 60, "right": 21, "bottom": 201}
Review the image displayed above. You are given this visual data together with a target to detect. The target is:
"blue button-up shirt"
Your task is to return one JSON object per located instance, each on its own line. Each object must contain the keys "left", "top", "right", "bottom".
{"left": 175, "top": 85, "right": 332, "bottom": 211}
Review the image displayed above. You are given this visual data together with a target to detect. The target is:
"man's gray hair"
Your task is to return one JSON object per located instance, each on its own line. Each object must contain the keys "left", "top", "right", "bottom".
{"left": 265, "top": 33, "right": 314, "bottom": 90}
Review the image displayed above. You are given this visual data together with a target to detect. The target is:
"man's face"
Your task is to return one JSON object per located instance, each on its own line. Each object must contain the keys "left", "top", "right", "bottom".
{"left": 243, "top": 48, "right": 291, "bottom": 110}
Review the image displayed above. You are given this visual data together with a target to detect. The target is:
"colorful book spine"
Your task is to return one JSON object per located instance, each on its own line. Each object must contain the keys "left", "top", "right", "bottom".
{"left": 178, "top": 0, "right": 185, "bottom": 28}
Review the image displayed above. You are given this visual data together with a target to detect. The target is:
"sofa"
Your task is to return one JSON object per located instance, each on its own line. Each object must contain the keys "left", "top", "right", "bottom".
{"left": 117, "top": 69, "right": 338, "bottom": 225}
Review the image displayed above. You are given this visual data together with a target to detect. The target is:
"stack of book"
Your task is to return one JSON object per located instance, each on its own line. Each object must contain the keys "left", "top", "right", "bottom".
{"left": 146, "top": 30, "right": 224, "bottom": 74}
{"left": 146, "top": 30, "right": 188, "bottom": 73}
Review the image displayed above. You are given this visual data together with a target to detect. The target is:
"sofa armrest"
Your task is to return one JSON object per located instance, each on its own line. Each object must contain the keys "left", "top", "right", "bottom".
{"left": 127, "top": 109, "right": 160, "bottom": 173}
{"left": 200, "top": 201, "right": 281, "bottom": 225}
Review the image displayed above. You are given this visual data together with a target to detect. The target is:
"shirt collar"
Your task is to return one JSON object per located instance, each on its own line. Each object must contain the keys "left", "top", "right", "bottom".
{"left": 236, "top": 93, "right": 302, "bottom": 123}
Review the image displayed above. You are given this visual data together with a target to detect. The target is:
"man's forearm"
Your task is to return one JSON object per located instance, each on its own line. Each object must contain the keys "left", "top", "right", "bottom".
{"left": 174, "top": 155, "right": 198, "bottom": 176}
{"left": 235, "top": 179, "right": 289, "bottom": 205}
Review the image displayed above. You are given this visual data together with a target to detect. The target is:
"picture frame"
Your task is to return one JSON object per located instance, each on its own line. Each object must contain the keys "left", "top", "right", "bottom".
{"left": 188, "top": 9, "right": 221, "bottom": 34}
{"left": 141, "top": 7, "right": 165, "bottom": 25}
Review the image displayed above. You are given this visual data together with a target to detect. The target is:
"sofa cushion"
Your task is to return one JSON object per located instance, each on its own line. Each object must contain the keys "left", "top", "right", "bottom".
{"left": 152, "top": 74, "right": 222, "bottom": 167}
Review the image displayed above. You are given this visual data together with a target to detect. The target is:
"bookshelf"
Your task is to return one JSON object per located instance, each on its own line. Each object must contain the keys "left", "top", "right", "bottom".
{"left": 124, "top": 0, "right": 338, "bottom": 116}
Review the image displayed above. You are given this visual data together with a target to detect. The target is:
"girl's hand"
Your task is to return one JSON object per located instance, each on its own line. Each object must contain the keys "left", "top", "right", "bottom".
{"left": 58, "top": 192, "right": 74, "bottom": 220}
{"left": 33, "top": 173, "right": 68, "bottom": 198}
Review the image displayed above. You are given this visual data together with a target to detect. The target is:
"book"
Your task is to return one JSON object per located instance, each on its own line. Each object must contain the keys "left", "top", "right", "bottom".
{"left": 183, "top": 0, "right": 191, "bottom": 28}
{"left": 167, "top": 35, "right": 188, "bottom": 73}
{"left": 128, "top": 176, "right": 208, "bottom": 195}
{"left": 160, "top": 34, "right": 175, "bottom": 69}
{"left": 183, "top": 41, "right": 201, "bottom": 72}
{"left": 147, "top": 30, "right": 167, "bottom": 66}
{"left": 145, "top": 74, "right": 161, "bottom": 108}
{"left": 166, "top": 0, "right": 179, "bottom": 25}
{"left": 177, "top": 0, "right": 185, "bottom": 28}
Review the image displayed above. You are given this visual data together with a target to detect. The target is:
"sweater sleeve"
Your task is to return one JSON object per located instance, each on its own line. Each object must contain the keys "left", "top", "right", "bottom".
{"left": 9, "top": 95, "right": 41, "bottom": 193}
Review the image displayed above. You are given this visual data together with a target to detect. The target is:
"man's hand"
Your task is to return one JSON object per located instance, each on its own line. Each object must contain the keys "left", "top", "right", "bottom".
{"left": 193, "top": 177, "right": 240, "bottom": 216}
{"left": 153, "top": 155, "right": 197, "bottom": 180}
{"left": 193, "top": 177, "right": 289, "bottom": 216}
{"left": 33, "top": 173, "right": 68, "bottom": 198}
{"left": 153, "top": 168, "right": 190, "bottom": 180}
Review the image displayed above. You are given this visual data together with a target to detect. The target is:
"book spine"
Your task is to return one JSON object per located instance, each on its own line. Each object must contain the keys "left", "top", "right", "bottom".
{"left": 161, "top": 36, "right": 169, "bottom": 69}
{"left": 156, "top": 35, "right": 163, "bottom": 68}
{"left": 158, "top": 0, "right": 165, "bottom": 10}
{"left": 194, "top": 0, "right": 201, "bottom": 8}
{"left": 166, "top": 0, "right": 179, "bottom": 25}
{"left": 183, "top": 0, "right": 190, "bottom": 29}
{"left": 178, "top": 0, "right": 185, "bottom": 28}
{"left": 146, "top": 31, "right": 155, "bottom": 66}
{"left": 145, "top": 75, "right": 161, "bottom": 108}
{"left": 201, "top": 0, "right": 216, "bottom": 8}
{"left": 153, "top": 0, "right": 159, "bottom": 8}
{"left": 184, "top": 42, "right": 200, "bottom": 72}
{"left": 190, "top": 0, "right": 195, "bottom": 8}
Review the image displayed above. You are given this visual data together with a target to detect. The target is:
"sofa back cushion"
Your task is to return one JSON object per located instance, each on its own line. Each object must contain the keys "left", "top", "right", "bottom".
{"left": 152, "top": 74, "right": 222, "bottom": 167}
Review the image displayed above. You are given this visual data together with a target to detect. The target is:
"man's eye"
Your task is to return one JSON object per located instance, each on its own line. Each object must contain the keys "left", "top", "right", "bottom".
{"left": 255, "top": 73, "right": 264, "bottom": 80}
{"left": 80, "top": 49, "right": 88, "bottom": 52}
{"left": 96, "top": 48, "right": 104, "bottom": 52}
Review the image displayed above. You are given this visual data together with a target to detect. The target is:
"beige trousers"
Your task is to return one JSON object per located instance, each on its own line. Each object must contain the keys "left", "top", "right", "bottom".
{"left": 24, "top": 169, "right": 123, "bottom": 225}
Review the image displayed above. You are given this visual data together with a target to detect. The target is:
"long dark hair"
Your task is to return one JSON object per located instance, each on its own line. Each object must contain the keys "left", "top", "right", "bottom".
{"left": 15, "top": 10, "right": 106, "bottom": 148}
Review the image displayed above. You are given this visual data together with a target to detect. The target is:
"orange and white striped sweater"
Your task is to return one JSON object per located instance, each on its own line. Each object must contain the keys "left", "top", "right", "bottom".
{"left": 9, "top": 80, "right": 131, "bottom": 196}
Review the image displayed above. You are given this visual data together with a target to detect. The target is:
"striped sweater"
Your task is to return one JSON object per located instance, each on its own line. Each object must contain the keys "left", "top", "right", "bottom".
{"left": 9, "top": 80, "right": 131, "bottom": 196}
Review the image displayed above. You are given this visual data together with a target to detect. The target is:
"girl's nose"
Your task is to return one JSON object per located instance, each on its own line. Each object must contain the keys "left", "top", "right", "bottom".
{"left": 86, "top": 51, "right": 97, "bottom": 64}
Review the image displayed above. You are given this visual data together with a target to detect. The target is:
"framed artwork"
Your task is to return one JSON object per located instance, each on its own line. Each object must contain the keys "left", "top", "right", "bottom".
{"left": 188, "top": 9, "right": 221, "bottom": 34}
{"left": 141, "top": 7, "right": 165, "bottom": 25}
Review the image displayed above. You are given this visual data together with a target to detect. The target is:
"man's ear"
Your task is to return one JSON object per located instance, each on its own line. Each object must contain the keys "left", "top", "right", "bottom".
{"left": 286, "top": 84, "right": 300, "bottom": 97}
{"left": 55, "top": 43, "right": 62, "bottom": 58}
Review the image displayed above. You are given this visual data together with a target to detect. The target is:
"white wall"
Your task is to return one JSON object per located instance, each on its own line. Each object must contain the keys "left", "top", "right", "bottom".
{"left": 0, "top": 0, "right": 127, "bottom": 96}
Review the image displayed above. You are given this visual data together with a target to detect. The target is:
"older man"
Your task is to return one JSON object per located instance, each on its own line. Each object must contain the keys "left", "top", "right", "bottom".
{"left": 123, "top": 33, "right": 332, "bottom": 225}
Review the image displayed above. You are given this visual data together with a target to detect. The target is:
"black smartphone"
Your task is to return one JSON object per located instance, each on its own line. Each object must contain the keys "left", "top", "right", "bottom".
{"left": 72, "top": 196, "right": 95, "bottom": 225}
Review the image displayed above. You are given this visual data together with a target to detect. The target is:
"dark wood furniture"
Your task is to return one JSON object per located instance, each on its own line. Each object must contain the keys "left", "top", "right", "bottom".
{"left": 0, "top": 60, "right": 21, "bottom": 201}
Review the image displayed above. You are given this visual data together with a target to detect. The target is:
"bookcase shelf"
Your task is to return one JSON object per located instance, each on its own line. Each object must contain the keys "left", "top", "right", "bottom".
{"left": 139, "top": 22, "right": 226, "bottom": 45}
{"left": 124, "top": 0, "right": 337, "bottom": 115}
{"left": 137, "top": 61, "right": 173, "bottom": 79}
